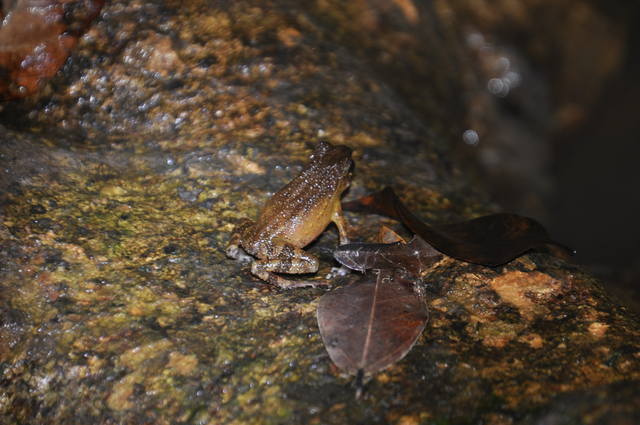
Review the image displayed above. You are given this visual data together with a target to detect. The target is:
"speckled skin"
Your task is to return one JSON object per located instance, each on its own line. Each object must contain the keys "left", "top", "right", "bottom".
{"left": 226, "top": 141, "right": 352, "bottom": 288}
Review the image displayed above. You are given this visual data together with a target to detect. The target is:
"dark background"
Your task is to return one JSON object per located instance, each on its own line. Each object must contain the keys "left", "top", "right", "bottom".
{"left": 476, "top": 2, "right": 640, "bottom": 311}
{"left": 551, "top": 10, "right": 640, "bottom": 311}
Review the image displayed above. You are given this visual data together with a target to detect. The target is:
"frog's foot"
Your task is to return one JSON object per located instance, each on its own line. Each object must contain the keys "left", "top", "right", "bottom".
{"left": 225, "top": 219, "right": 254, "bottom": 259}
{"left": 226, "top": 238, "right": 247, "bottom": 260}
{"left": 225, "top": 239, "right": 242, "bottom": 259}
{"left": 226, "top": 244, "right": 253, "bottom": 263}
{"left": 262, "top": 273, "right": 331, "bottom": 290}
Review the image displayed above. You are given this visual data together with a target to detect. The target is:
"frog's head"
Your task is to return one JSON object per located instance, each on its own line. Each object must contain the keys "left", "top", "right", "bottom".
{"left": 310, "top": 141, "right": 353, "bottom": 186}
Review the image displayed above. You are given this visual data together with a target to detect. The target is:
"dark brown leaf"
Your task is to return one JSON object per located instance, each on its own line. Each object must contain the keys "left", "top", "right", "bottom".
{"left": 334, "top": 235, "right": 442, "bottom": 276}
{"left": 343, "top": 187, "right": 574, "bottom": 266}
{"left": 317, "top": 269, "right": 428, "bottom": 375}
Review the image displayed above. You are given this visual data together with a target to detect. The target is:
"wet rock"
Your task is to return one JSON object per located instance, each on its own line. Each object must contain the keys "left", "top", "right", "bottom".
{"left": 0, "top": 0, "right": 104, "bottom": 99}
{"left": 521, "top": 380, "right": 640, "bottom": 425}
{"left": 0, "top": 1, "right": 638, "bottom": 424}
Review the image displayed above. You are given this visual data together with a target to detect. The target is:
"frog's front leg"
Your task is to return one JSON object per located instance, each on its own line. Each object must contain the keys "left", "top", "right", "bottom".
{"left": 251, "top": 242, "right": 327, "bottom": 289}
{"left": 226, "top": 218, "right": 254, "bottom": 259}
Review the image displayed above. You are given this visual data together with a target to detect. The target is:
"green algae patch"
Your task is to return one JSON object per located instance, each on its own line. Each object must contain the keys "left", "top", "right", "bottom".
{"left": 118, "top": 339, "right": 175, "bottom": 369}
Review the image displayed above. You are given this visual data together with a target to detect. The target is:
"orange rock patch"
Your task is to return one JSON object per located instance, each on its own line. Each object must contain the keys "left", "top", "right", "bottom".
{"left": 490, "top": 271, "right": 561, "bottom": 320}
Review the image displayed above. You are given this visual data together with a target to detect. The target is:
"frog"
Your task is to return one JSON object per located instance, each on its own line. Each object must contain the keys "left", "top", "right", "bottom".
{"left": 226, "top": 141, "right": 353, "bottom": 289}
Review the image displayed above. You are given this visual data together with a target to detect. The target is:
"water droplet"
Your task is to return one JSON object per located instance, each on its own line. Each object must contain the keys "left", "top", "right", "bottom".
{"left": 463, "top": 129, "right": 479, "bottom": 146}
{"left": 497, "top": 56, "right": 511, "bottom": 72}
{"left": 488, "top": 78, "right": 509, "bottom": 97}
{"left": 466, "top": 32, "right": 485, "bottom": 49}
{"left": 505, "top": 71, "right": 521, "bottom": 88}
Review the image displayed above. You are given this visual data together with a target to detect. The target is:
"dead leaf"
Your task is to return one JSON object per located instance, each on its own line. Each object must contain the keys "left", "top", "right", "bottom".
{"left": 334, "top": 235, "right": 442, "bottom": 276}
{"left": 377, "top": 225, "right": 405, "bottom": 243}
{"left": 317, "top": 269, "right": 428, "bottom": 376}
{"left": 343, "top": 187, "right": 573, "bottom": 266}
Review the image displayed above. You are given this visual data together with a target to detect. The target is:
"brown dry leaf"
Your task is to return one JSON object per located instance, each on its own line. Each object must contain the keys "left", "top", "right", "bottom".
{"left": 317, "top": 269, "right": 428, "bottom": 376}
{"left": 343, "top": 187, "right": 573, "bottom": 266}
{"left": 334, "top": 235, "right": 442, "bottom": 276}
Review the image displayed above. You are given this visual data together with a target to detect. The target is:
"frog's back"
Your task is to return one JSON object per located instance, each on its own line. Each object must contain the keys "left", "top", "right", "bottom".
{"left": 253, "top": 166, "right": 342, "bottom": 246}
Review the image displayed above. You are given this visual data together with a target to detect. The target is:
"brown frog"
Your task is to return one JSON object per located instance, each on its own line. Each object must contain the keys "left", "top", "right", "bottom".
{"left": 226, "top": 141, "right": 353, "bottom": 289}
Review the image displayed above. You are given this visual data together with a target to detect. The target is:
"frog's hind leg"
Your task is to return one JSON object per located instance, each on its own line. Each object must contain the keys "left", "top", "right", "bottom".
{"left": 332, "top": 207, "right": 351, "bottom": 245}
{"left": 251, "top": 244, "right": 327, "bottom": 289}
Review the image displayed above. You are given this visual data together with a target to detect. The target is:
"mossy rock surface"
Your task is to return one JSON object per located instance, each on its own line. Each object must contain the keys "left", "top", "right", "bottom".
{"left": 1, "top": 1, "right": 639, "bottom": 424}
